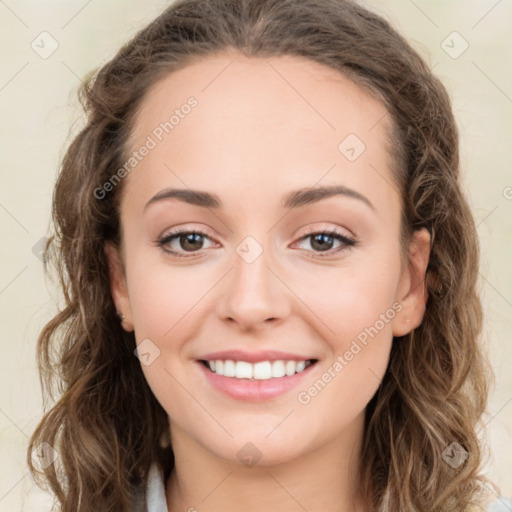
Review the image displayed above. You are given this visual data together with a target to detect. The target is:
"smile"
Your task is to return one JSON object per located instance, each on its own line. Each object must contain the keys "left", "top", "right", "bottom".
{"left": 196, "top": 357, "right": 319, "bottom": 401}
{"left": 200, "top": 359, "right": 316, "bottom": 380}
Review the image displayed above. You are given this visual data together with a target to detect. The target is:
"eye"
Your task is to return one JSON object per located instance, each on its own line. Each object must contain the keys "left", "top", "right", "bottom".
{"left": 293, "top": 229, "right": 357, "bottom": 257}
{"left": 155, "top": 227, "right": 357, "bottom": 259}
{"left": 155, "top": 228, "right": 216, "bottom": 258}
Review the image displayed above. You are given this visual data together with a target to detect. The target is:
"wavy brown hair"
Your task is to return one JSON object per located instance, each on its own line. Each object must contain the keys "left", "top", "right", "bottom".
{"left": 27, "top": 0, "right": 500, "bottom": 510}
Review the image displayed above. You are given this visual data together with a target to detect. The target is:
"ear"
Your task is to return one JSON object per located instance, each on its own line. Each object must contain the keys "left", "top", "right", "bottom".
{"left": 391, "top": 228, "right": 432, "bottom": 337}
{"left": 104, "top": 242, "right": 134, "bottom": 332}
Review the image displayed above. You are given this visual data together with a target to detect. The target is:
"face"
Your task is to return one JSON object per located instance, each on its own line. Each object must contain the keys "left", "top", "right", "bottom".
{"left": 106, "top": 51, "right": 431, "bottom": 466}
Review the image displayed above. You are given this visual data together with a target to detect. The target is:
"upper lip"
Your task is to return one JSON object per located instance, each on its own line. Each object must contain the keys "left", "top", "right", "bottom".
{"left": 197, "top": 349, "right": 317, "bottom": 363}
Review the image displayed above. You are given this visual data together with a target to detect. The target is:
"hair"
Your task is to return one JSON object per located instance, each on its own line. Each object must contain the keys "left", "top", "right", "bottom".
{"left": 27, "top": 0, "right": 500, "bottom": 510}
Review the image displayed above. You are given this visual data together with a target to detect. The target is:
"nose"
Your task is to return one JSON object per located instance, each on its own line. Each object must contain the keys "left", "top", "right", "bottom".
{"left": 215, "top": 239, "right": 291, "bottom": 331}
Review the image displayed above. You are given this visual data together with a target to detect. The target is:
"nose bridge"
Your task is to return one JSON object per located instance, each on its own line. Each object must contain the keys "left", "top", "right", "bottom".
{"left": 215, "top": 233, "right": 290, "bottom": 328}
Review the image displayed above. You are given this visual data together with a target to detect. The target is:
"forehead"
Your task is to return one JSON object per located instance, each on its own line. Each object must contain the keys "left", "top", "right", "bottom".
{"left": 124, "top": 51, "right": 397, "bottom": 213}
{"left": 130, "top": 51, "right": 392, "bottom": 142}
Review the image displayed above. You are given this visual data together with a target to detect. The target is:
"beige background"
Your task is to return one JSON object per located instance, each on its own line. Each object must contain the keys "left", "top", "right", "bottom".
{"left": 0, "top": 0, "right": 510, "bottom": 510}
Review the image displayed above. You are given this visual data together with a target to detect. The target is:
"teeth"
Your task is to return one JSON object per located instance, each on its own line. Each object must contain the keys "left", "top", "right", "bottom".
{"left": 206, "top": 359, "right": 313, "bottom": 380}
{"left": 285, "top": 360, "right": 296, "bottom": 376}
{"left": 272, "top": 360, "right": 286, "bottom": 378}
{"left": 223, "top": 360, "right": 235, "bottom": 377}
{"left": 235, "top": 361, "right": 253, "bottom": 379}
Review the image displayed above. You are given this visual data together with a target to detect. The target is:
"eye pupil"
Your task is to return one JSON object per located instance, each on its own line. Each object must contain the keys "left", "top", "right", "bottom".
{"left": 181, "top": 233, "right": 203, "bottom": 251}
{"left": 311, "top": 233, "right": 334, "bottom": 252}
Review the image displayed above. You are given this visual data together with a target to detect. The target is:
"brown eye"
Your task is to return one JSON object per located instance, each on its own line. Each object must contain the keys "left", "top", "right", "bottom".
{"left": 309, "top": 233, "right": 336, "bottom": 252}
{"left": 178, "top": 233, "right": 205, "bottom": 251}
{"left": 156, "top": 229, "right": 215, "bottom": 257}
{"left": 295, "top": 230, "right": 356, "bottom": 257}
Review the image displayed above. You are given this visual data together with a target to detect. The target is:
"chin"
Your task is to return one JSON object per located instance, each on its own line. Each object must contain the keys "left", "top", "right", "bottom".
{"left": 202, "top": 429, "right": 313, "bottom": 469}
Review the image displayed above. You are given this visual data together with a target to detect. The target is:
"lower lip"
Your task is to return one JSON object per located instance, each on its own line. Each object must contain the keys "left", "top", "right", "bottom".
{"left": 197, "top": 361, "right": 317, "bottom": 401}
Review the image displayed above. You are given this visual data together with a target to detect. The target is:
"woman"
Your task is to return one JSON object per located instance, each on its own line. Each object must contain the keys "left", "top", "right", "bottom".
{"left": 27, "top": 0, "right": 510, "bottom": 510}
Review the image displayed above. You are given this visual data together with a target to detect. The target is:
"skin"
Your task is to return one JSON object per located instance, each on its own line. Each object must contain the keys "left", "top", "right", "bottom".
{"left": 106, "top": 50, "right": 431, "bottom": 512}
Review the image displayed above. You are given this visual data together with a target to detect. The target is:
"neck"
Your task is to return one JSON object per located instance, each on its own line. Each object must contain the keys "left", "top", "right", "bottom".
{"left": 165, "top": 413, "right": 368, "bottom": 512}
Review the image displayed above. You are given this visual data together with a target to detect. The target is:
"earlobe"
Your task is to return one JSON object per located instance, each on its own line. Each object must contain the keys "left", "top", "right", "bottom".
{"left": 104, "top": 242, "right": 134, "bottom": 332}
{"left": 391, "top": 228, "right": 432, "bottom": 337}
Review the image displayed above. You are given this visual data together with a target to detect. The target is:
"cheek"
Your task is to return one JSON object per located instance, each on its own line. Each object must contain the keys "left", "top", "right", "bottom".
{"left": 291, "top": 251, "right": 400, "bottom": 413}
{"left": 125, "top": 258, "right": 212, "bottom": 422}
{"left": 126, "top": 256, "right": 215, "bottom": 341}
{"left": 295, "top": 332, "right": 391, "bottom": 446}
{"left": 289, "top": 249, "right": 402, "bottom": 343}
{"left": 293, "top": 269, "right": 399, "bottom": 435}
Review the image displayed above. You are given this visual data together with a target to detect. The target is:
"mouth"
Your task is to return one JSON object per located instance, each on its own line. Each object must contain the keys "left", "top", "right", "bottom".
{"left": 199, "top": 358, "right": 318, "bottom": 380}
{"left": 196, "top": 357, "right": 318, "bottom": 401}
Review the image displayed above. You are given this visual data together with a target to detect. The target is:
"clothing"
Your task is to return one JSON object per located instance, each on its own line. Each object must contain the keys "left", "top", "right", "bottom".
{"left": 489, "top": 501, "right": 512, "bottom": 512}
{"left": 140, "top": 462, "right": 512, "bottom": 511}
{"left": 141, "top": 462, "right": 168, "bottom": 512}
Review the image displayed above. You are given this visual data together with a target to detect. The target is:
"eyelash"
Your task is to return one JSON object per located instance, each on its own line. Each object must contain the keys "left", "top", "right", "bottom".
{"left": 155, "top": 227, "right": 357, "bottom": 259}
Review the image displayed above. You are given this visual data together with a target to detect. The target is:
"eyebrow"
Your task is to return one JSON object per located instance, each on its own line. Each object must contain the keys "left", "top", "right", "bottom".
{"left": 144, "top": 185, "right": 375, "bottom": 212}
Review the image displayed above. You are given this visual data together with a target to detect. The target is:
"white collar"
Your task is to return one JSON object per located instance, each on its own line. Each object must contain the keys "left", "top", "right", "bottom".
{"left": 144, "top": 462, "right": 168, "bottom": 511}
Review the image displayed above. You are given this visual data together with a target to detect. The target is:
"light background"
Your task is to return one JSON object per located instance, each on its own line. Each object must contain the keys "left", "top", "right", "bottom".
{"left": 0, "top": 0, "right": 511, "bottom": 510}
